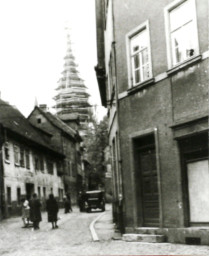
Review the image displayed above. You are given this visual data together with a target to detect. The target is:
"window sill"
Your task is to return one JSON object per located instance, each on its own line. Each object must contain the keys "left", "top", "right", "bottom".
{"left": 167, "top": 55, "right": 202, "bottom": 76}
{"left": 128, "top": 78, "right": 155, "bottom": 95}
{"left": 4, "top": 160, "right": 10, "bottom": 164}
{"left": 15, "top": 163, "right": 20, "bottom": 167}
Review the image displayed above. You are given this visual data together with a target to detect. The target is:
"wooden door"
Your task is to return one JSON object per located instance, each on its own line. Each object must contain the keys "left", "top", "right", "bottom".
{"left": 139, "top": 147, "right": 159, "bottom": 226}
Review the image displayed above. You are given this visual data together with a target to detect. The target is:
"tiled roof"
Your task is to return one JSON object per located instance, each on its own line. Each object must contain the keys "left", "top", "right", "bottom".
{"left": 0, "top": 99, "right": 63, "bottom": 156}
{"left": 36, "top": 107, "right": 79, "bottom": 140}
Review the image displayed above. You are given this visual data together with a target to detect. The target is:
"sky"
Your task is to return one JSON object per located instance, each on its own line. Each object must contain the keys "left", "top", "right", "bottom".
{"left": 0, "top": 0, "right": 106, "bottom": 121}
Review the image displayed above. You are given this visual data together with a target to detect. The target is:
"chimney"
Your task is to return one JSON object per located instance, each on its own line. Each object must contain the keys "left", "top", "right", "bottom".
{"left": 39, "top": 104, "right": 47, "bottom": 112}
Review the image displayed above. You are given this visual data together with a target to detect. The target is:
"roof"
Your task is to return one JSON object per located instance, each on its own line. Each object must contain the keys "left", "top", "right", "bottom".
{"left": 31, "top": 107, "right": 81, "bottom": 141}
{"left": 0, "top": 99, "right": 64, "bottom": 157}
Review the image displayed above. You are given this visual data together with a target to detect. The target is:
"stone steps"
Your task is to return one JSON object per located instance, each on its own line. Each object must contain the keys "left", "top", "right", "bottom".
{"left": 135, "top": 227, "right": 162, "bottom": 235}
{"left": 123, "top": 233, "right": 166, "bottom": 243}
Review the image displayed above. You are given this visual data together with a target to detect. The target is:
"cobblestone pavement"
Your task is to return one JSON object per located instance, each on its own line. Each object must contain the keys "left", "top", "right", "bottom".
{"left": 0, "top": 205, "right": 209, "bottom": 256}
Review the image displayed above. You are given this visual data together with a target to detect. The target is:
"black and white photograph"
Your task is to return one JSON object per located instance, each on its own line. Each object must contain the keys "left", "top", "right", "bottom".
{"left": 0, "top": 0, "right": 209, "bottom": 255}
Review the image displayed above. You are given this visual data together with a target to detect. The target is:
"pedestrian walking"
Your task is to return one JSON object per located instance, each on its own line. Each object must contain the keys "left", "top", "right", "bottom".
{"left": 64, "top": 193, "right": 72, "bottom": 213}
{"left": 29, "top": 193, "right": 42, "bottom": 230}
{"left": 46, "top": 194, "right": 59, "bottom": 229}
{"left": 21, "top": 197, "right": 30, "bottom": 228}
{"left": 78, "top": 191, "right": 85, "bottom": 212}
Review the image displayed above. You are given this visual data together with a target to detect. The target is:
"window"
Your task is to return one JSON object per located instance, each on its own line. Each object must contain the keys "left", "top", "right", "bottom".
{"left": 127, "top": 21, "right": 152, "bottom": 87}
{"left": 37, "top": 118, "right": 41, "bottom": 124}
{"left": 7, "top": 187, "right": 11, "bottom": 205}
{"left": 57, "top": 161, "right": 63, "bottom": 176}
{"left": 25, "top": 150, "right": 30, "bottom": 169}
{"left": 20, "top": 148, "right": 25, "bottom": 167}
{"left": 34, "top": 156, "right": 40, "bottom": 171}
{"left": 4, "top": 142, "right": 10, "bottom": 162}
{"left": 14, "top": 145, "right": 19, "bottom": 165}
{"left": 17, "top": 188, "right": 21, "bottom": 205}
{"left": 38, "top": 186, "right": 41, "bottom": 199}
{"left": 47, "top": 159, "right": 54, "bottom": 175}
{"left": 40, "top": 156, "right": 44, "bottom": 172}
{"left": 43, "top": 187, "right": 46, "bottom": 199}
{"left": 165, "top": 0, "right": 199, "bottom": 67}
{"left": 58, "top": 188, "right": 63, "bottom": 201}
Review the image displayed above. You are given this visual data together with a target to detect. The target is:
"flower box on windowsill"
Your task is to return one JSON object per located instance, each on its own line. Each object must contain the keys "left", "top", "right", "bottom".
{"left": 167, "top": 55, "right": 202, "bottom": 76}
{"left": 127, "top": 78, "right": 155, "bottom": 95}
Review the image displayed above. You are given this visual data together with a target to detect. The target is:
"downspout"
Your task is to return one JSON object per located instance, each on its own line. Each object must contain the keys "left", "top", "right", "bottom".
{"left": 111, "top": 0, "right": 125, "bottom": 234}
{"left": 60, "top": 131, "right": 67, "bottom": 194}
{"left": 0, "top": 125, "right": 5, "bottom": 219}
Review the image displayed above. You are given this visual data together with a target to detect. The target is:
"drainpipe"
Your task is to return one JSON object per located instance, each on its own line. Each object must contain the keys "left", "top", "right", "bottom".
{"left": 112, "top": 0, "right": 125, "bottom": 234}
{"left": 0, "top": 125, "right": 5, "bottom": 219}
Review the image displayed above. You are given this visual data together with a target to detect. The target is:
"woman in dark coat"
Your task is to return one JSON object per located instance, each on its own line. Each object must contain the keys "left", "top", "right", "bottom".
{"left": 29, "top": 193, "right": 42, "bottom": 230}
{"left": 46, "top": 194, "right": 59, "bottom": 229}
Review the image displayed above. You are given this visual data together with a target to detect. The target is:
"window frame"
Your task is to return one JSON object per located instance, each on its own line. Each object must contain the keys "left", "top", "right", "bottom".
{"left": 39, "top": 156, "right": 44, "bottom": 173}
{"left": 25, "top": 149, "right": 30, "bottom": 169}
{"left": 17, "top": 187, "right": 21, "bottom": 205}
{"left": 20, "top": 147, "right": 25, "bottom": 167}
{"left": 7, "top": 186, "right": 11, "bottom": 206}
{"left": 126, "top": 20, "right": 153, "bottom": 89}
{"left": 43, "top": 187, "right": 46, "bottom": 199}
{"left": 14, "top": 144, "right": 20, "bottom": 166}
{"left": 38, "top": 186, "right": 41, "bottom": 199}
{"left": 164, "top": 0, "right": 199, "bottom": 69}
{"left": 4, "top": 142, "right": 10, "bottom": 163}
{"left": 47, "top": 159, "right": 54, "bottom": 175}
{"left": 34, "top": 155, "right": 40, "bottom": 171}
{"left": 58, "top": 188, "right": 64, "bottom": 201}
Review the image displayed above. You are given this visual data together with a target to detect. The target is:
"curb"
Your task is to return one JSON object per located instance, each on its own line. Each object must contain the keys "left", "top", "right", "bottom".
{"left": 89, "top": 211, "right": 106, "bottom": 242}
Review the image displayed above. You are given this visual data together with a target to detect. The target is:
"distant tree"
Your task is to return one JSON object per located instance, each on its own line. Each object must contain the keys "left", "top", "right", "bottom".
{"left": 84, "top": 115, "right": 108, "bottom": 190}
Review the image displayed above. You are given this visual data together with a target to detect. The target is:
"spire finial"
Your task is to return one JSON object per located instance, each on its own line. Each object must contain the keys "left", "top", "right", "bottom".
{"left": 34, "top": 97, "right": 38, "bottom": 107}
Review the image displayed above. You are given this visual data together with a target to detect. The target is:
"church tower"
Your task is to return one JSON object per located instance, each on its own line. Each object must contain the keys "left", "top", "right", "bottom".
{"left": 54, "top": 29, "right": 91, "bottom": 136}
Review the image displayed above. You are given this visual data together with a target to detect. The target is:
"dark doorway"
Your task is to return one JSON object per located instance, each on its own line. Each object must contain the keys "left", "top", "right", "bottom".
{"left": 134, "top": 134, "right": 159, "bottom": 227}
{"left": 25, "top": 183, "right": 34, "bottom": 200}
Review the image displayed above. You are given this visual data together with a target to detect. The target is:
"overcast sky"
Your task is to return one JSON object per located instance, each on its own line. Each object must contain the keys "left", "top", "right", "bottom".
{"left": 0, "top": 0, "right": 106, "bottom": 121}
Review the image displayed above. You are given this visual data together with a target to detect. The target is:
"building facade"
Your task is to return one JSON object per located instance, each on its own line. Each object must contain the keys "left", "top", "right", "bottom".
{"left": 28, "top": 105, "right": 84, "bottom": 204}
{"left": 95, "top": 0, "right": 209, "bottom": 244}
{"left": 0, "top": 99, "right": 65, "bottom": 219}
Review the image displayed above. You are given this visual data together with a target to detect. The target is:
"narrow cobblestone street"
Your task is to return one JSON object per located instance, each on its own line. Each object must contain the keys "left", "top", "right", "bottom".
{"left": 0, "top": 205, "right": 209, "bottom": 256}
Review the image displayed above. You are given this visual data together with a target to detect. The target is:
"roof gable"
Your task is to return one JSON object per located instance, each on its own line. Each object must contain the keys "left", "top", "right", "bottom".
{"left": 29, "top": 106, "right": 77, "bottom": 140}
{"left": 0, "top": 99, "right": 63, "bottom": 156}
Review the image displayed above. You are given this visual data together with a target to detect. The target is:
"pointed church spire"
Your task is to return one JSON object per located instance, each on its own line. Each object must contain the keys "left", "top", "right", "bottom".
{"left": 53, "top": 27, "right": 91, "bottom": 136}
{"left": 34, "top": 97, "right": 38, "bottom": 107}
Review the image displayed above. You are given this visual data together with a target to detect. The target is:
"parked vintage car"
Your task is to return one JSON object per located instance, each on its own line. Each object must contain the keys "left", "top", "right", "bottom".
{"left": 79, "top": 190, "right": 105, "bottom": 212}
